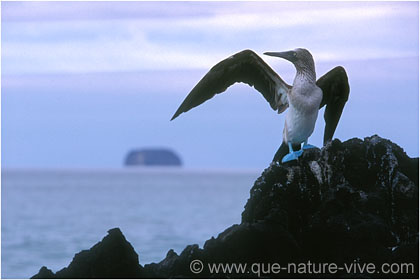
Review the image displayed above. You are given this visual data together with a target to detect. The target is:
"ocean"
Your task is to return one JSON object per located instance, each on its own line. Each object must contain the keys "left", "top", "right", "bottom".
{"left": 1, "top": 168, "right": 260, "bottom": 279}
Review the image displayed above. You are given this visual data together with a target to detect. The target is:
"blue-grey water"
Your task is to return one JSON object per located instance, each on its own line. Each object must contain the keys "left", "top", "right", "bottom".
{"left": 1, "top": 168, "right": 260, "bottom": 279}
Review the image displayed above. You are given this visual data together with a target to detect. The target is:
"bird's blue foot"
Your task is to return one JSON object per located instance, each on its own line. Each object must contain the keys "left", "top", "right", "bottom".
{"left": 302, "top": 143, "right": 317, "bottom": 150}
{"left": 282, "top": 150, "right": 303, "bottom": 163}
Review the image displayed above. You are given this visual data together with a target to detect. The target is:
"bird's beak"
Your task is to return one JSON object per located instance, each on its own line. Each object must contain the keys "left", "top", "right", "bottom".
{"left": 264, "top": 51, "right": 296, "bottom": 62}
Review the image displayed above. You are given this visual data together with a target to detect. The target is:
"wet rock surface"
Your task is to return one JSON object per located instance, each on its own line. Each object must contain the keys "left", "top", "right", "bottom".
{"left": 32, "top": 136, "right": 418, "bottom": 278}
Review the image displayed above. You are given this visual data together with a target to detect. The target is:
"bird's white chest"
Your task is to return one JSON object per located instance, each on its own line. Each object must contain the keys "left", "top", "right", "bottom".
{"left": 283, "top": 81, "right": 322, "bottom": 144}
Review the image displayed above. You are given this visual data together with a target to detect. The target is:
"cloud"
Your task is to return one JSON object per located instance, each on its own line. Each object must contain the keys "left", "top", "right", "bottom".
{"left": 1, "top": 1, "right": 220, "bottom": 21}
{"left": 2, "top": 1, "right": 416, "bottom": 22}
{"left": 1, "top": 2, "right": 418, "bottom": 74}
{"left": 2, "top": 22, "right": 226, "bottom": 73}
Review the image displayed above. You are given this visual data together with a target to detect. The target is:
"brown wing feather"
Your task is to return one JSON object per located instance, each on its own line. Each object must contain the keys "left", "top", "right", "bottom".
{"left": 171, "top": 49, "right": 290, "bottom": 120}
{"left": 316, "top": 66, "right": 350, "bottom": 145}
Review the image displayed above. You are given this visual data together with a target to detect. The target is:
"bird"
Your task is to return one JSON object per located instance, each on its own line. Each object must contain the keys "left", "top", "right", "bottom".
{"left": 171, "top": 48, "right": 349, "bottom": 163}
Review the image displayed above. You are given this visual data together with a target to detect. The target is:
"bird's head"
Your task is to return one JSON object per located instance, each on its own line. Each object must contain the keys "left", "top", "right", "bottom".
{"left": 264, "top": 48, "right": 315, "bottom": 74}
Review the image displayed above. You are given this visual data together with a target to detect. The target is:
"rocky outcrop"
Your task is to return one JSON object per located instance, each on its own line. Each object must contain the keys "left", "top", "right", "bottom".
{"left": 33, "top": 228, "right": 143, "bottom": 279}
{"left": 33, "top": 135, "right": 418, "bottom": 278}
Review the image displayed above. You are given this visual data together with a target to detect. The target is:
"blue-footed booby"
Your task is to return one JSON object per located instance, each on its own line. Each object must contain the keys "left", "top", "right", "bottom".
{"left": 171, "top": 48, "right": 349, "bottom": 163}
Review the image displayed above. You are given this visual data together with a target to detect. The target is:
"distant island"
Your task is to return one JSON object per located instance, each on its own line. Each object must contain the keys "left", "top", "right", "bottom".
{"left": 124, "top": 148, "right": 182, "bottom": 167}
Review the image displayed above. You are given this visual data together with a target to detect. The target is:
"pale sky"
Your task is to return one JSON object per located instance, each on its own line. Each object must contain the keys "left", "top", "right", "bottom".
{"left": 2, "top": 1, "right": 419, "bottom": 168}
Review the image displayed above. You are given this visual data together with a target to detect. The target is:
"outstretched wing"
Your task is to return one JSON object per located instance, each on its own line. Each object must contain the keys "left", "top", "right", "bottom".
{"left": 171, "top": 49, "right": 291, "bottom": 120}
{"left": 316, "top": 66, "right": 350, "bottom": 145}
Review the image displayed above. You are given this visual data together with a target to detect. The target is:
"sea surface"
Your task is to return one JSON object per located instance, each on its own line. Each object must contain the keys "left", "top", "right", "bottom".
{"left": 1, "top": 168, "right": 260, "bottom": 279}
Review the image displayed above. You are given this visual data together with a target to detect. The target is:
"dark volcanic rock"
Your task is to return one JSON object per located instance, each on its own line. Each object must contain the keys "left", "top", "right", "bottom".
{"left": 32, "top": 228, "right": 143, "bottom": 278}
{"left": 32, "top": 136, "right": 418, "bottom": 278}
{"left": 33, "top": 266, "right": 54, "bottom": 279}
{"left": 239, "top": 136, "right": 419, "bottom": 278}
